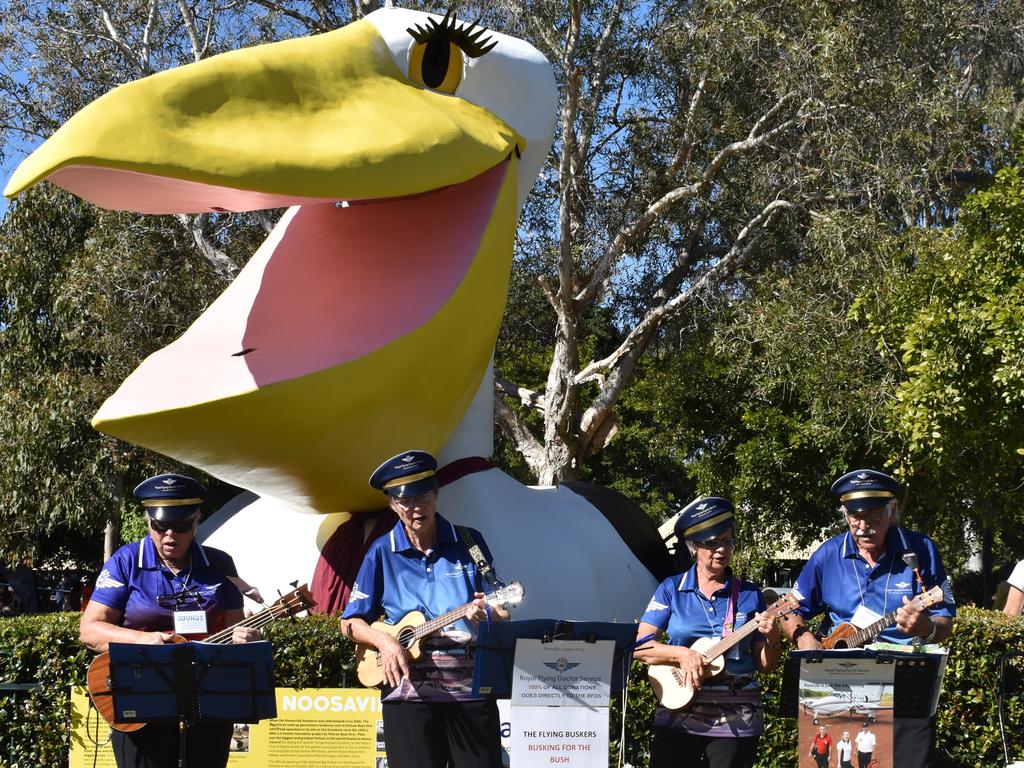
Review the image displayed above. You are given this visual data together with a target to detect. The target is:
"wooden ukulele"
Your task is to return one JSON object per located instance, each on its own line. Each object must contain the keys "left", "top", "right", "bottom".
{"left": 646, "top": 592, "right": 799, "bottom": 710}
{"left": 87, "top": 584, "right": 315, "bottom": 732}
{"left": 820, "top": 585, "right": 944, "bottom": 649}
{"left": 353, "top": 581, "right": 524, "bottom": 688}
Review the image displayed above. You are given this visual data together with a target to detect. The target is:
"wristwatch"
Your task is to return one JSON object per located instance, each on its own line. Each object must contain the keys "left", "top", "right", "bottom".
{"left": 921, "top": 617, "right": 938, "bottom": 643}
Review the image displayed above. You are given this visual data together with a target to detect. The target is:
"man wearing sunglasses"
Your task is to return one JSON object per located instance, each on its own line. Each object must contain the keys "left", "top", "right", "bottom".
{"left": 782, "top": 469, "right": 956, "bottom": 768}
{"left": 340, "top": 450, "right": 509, "bottom": 768}
{"left": 80, "top": 473, "right": 261, "bottom": 768}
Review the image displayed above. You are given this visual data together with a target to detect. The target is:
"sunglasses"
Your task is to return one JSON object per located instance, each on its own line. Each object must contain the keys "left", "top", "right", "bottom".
{"left": 149, "top": 517, "right": 196, "bottom": 534}
{"left": 694, "top": 538, "right": 740, "bottom": 550}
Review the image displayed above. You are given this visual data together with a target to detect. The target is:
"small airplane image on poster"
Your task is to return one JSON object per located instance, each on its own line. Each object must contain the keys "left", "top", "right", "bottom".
{"left": 799, "top": 683, "right": 893, "bottom": 725}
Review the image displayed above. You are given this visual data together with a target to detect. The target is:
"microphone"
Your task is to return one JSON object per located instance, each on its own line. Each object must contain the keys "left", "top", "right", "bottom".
{"left": 902, "top": 551, "right": 926, "bottom": 591}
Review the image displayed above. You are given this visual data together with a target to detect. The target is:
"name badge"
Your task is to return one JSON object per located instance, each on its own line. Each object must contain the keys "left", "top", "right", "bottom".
{"left": 173, "top": 610, "right": 208, "bottom": 635}
{"left": 850, "top": 603, "right": 882, "bottom": 629}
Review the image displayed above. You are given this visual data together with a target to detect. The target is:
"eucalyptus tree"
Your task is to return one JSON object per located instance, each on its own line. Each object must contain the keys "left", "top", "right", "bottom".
{"left": 0, "top": 186, "right": 231, "bottom": 561}
{"left": 490, "top": 0, "right": 1024, "bottom": 488}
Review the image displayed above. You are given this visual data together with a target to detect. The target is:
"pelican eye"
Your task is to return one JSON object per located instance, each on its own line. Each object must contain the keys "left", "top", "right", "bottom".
{"left": 406, "top": 9, "right": 497, "bottom": 94}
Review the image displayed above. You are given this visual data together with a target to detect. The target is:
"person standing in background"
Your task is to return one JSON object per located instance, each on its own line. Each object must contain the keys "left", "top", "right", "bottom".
{"left": 1002, "top": 559, "right": 1024, "bottom": 616}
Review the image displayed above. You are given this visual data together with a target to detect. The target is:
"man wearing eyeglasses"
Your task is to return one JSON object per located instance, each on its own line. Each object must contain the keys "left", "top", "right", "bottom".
{"left": 781, "top": 469, "right": 956, "bottom": 768}
{"left": 80, "top": 473, "right": 261, "bottom": 768}
{"left": 340, "top": 449, "right": 509, "bottom": 768}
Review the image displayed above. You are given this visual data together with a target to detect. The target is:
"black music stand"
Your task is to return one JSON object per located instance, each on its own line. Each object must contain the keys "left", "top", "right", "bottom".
{"left": 779, "top": 648, "right": 947, "bottom": 719}
{"left": 108, "top": 641, "right": 276, "bottom": 768}
{"left": 473, "top": 619, "right": 639, "bottom": 698}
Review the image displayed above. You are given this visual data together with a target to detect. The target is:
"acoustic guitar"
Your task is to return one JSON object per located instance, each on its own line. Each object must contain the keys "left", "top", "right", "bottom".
{"left": 820, "top": 585, "right": 945, "bottom": 649}
{"left": 354, "top": 581, "right": 524, "bottom": 688}
{"left": 646, "top": 592, "right": 799, "bottom": 710}
{"left": 87, "top": 583, "right": 315, "bottom": 732}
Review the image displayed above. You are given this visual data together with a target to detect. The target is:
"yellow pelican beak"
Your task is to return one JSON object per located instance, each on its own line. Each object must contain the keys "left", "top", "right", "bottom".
{"left": 5, "top": 17, "right": 521, "bottom": 210}
{"left": 5, "top": 12, "right": 549, "bottom": 513}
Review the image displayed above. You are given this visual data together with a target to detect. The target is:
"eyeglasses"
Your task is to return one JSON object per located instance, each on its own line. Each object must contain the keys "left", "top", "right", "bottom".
{"left": 391, "top": 491, "right": 437, "bottom": 510}
{"left": 846, "top": 508, "right": 887, "bottom": 525}
{"left": 695, "top": 538, "right": 739, "bottom": 550}
{"left": 150, "top": 517, "right": 196, "bottom": 534}
{"left": 157, "top": 588, "right": 206, "bottom": 610}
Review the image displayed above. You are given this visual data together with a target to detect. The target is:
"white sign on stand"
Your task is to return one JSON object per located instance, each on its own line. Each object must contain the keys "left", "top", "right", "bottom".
{"left": 510, "top": 639, "right": 614, "bottom": 707}
{"left": 509, "top": 639, "right": 616, "bottom": 767}
{"left": 510, "top": 705, "right": 609, "bottom": 768}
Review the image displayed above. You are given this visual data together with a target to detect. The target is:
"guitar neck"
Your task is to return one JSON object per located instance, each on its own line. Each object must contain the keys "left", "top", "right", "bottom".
{"left": 847, "top": 587, "right": 943, "bottom": 647}
{"left": 203, "top": 598, "right": 303, "bottom": 644}
{"left": 849, "top": 611, "right": 898, "bottom": 647}
{"left": 412, "top": 603, "right": 476, "bottom": 641}
{"left": 700, "top": 611, "right": 768, "bottom": 661}
{"left": 699, "top": 595, "right": 797, "bottom": 662}
{"left": 409, "top": 588, "right": 513, "bottom": 643}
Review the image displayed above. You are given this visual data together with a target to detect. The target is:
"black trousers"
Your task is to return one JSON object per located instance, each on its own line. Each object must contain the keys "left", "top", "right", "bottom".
{"left": 110, "top": 722, "right": 231, "bottom": 768}
{"left": 857, "top": 751, "right": 872, "bottom": 768}
{"left": 649, "top": 728, "right": 759, "bottom": 768}
{"left": 894, "top": 716, "right": 936, "bottom": 768}
{"left": 382, "top": 698, "right": 502, "bottom": 768}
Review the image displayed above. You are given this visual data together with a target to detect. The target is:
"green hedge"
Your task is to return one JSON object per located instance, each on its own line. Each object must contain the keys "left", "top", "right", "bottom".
{"left": 2, "top": 608, "right": 1022, "bottom": 768}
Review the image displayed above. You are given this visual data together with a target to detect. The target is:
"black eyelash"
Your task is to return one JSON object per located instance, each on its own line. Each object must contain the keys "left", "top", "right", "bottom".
{"left": 407, "top": 8, "right": 498, "bottom": 58}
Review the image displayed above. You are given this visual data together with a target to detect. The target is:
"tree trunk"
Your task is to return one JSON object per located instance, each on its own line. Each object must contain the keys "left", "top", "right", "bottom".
{"left": 103, "top": 473, "right": 125, "bottom": 561}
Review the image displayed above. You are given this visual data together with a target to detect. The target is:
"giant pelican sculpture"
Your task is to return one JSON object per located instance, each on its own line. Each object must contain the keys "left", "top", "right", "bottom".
{"left": 5, "top": 7, "right": 670, "bottom": 620}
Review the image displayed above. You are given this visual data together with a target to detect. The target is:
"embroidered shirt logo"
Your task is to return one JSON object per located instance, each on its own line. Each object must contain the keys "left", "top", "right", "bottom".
{"left": 95, "top": 569, "right": 124, "bottom": 589}
{"left": 646, "top": 599, "right": 668, "bottom": 612}
{"left": 350, "top": 585, "right": 370, "bottom": 601}
{"left": 445, "top": 562, "right": 468, "bottom": 577}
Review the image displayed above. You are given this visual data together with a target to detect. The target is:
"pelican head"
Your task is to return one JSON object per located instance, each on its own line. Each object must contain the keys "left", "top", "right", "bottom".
{"left": 6, "top": 8, "right": 557, "bottom": 514}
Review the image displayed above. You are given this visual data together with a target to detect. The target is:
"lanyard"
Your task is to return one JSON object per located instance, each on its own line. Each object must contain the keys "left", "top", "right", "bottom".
{"left": 847, "top": 528, "right": 910, "bottom": 617}
{"left": 698, "top": 576, "right": 740, "bottom": 637}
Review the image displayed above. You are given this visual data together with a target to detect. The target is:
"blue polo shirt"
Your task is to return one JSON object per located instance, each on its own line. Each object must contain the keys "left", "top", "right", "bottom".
{"left": 793, "top": 526, "right": 955, "bottom": 644}
{"left": 342, "top": 514, "right": 496, "bottom": 702}
{"left": 640, "top": 566, "right": 767, "bottom": 678}
{"left": 91, "top": 538, "right": 243, "bottom": 636}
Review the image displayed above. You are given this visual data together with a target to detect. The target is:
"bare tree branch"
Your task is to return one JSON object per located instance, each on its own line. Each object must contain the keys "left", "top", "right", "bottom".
{"left": 575, "top": 197, "right": 798, "bottom": 397}
{"left": 176, "top": 0, "right": 205, "bottom": 62}
{"left": 174, "top": 213, "right": 240, "bottom": 281}
{"left": 494, "top": 373, "right": 546, "bottom": 411}
{"left": 575, "top": 91, "right": 810, "bottom": 307}
{"left": 493, "top": 392, "right": 546, "bottom": 477}
{"left": 94, "top": 0, "right": 145, "bottom": 73}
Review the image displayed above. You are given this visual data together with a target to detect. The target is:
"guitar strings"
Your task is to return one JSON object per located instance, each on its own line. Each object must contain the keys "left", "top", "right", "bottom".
{"left": 203, "top": 595, "right": 310, "bottom": 643}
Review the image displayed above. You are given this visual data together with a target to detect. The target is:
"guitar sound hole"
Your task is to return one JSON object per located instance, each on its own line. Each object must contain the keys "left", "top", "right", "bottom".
{"left": 834, "top": 639, "right": 848, "bottom": 649}
{"left": 397, "top": 628, "right": 415, "bottom": 648}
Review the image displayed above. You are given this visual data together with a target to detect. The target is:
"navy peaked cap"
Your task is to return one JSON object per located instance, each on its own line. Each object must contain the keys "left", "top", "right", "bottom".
{"left": 369, "top": 450, "right": 438, "bottom": 498}
{"left": 674, "top": 496, "right": 735, "bottom": 542}
{"left": 133, "top": 473, "right": 206, "bottom": 521}
{"left": 831, "top": 469, "right": 901, "bottom": 512}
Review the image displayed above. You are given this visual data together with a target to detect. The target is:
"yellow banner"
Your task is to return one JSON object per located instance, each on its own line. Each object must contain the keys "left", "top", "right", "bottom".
{"left": 69, "top": 687, "right": 385, "bottom": 768}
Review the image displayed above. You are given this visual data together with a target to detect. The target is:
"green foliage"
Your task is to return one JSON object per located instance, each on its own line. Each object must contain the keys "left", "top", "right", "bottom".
{"left": 3, "top": 609, "right": 1023, "bottom": 768}
{"left": 938, "top": 608, "right": 1024, "bottom": 767}
{"left": 860, "top": 165, "right": 1024, "bottom": 537}
{"left": 0, "top": 612, "right": 90, "bottom": 768}
{"left": 0, "top": 185, "right": 244, "bottom": 564}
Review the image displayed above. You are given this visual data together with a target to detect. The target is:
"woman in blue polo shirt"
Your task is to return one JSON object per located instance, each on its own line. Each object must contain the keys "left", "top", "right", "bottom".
{"left": 634, "top": 497, "right": 783, "bottom": 768}
{"left": 340, "top": 450, "right": 510, "bottom": 768}
{"left": 80, "top": 474, "right": 260, "bottom": 768}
